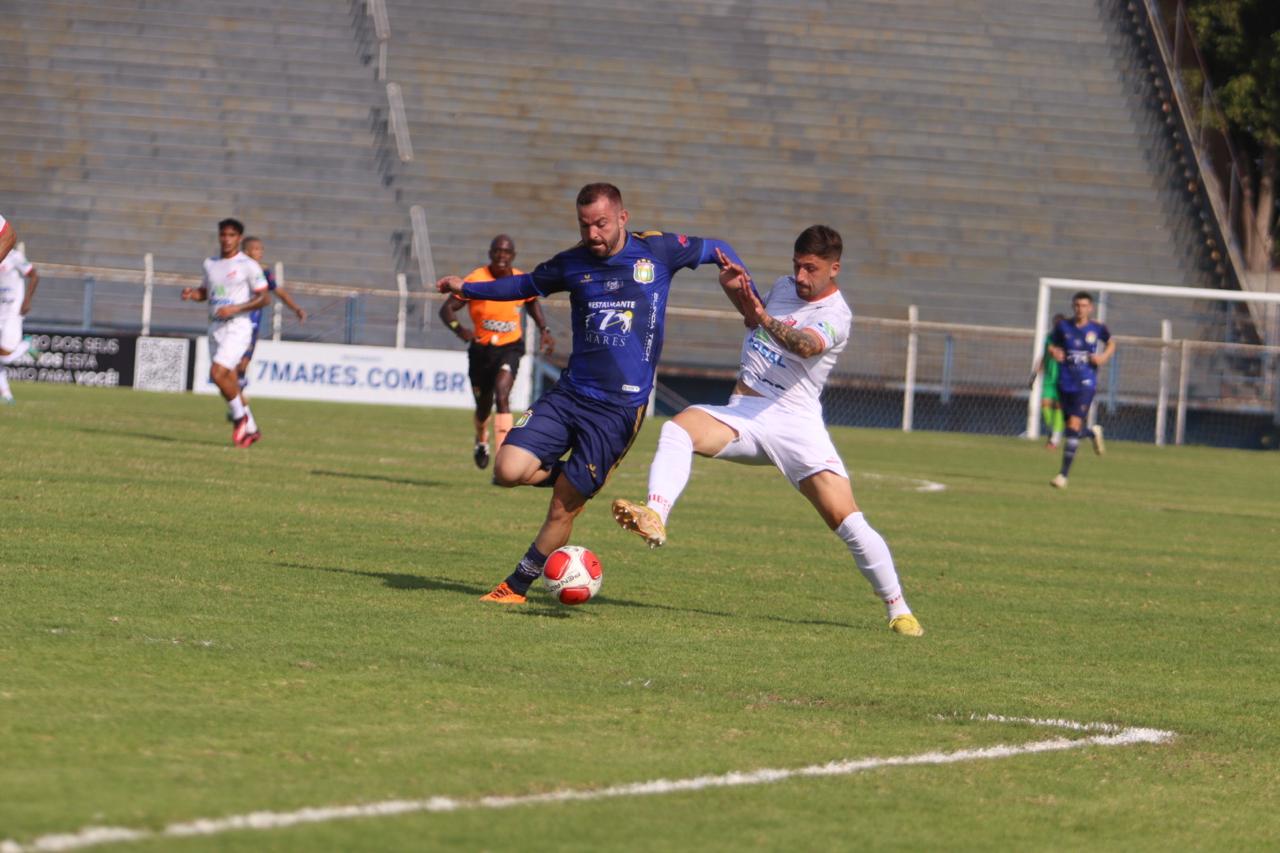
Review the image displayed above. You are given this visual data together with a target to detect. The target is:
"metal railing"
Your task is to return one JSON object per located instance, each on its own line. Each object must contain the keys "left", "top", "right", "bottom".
{"left": 351, "top": 0, "right": 440, "bottom": 314}
{"left": 367, "top": 0, "right": 390, "bottom": 81}
{"left": 1140, "top": 0, "right": 1277, "bottom": 309}
{"left": 21, "top": 260, "right": 1280, "bottom": 448}
{"left": 386, "top": 82, "right": 413, "bottom": 162}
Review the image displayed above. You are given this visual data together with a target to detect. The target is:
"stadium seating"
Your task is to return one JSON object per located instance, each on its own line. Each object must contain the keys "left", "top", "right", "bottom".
{"left": 0, "top": 0, "right": 406, "bottom": 287}
{"left": 0, "top": 0, "right": 1219, "bottom": 350}
{"left": 382, "top": 0, "right": 1211, "bottom": 336}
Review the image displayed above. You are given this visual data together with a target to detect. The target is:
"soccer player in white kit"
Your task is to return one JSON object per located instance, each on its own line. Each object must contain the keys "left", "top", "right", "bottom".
{"left": 0, "top": 214, "right": 14, "bottom": 261}
{"left": 613, "top": 225, "right": 924, "bottom": 636}
{"left": 0, "top": 214, "right": 39, "bottom": 403}
{"left": 181, "top": 218, "right": 270, "bottom": 447}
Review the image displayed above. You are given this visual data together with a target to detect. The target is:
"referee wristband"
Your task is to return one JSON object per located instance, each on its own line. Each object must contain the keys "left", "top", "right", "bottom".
{"left": 448, "top": 320, "right": 460, "bottom": 330}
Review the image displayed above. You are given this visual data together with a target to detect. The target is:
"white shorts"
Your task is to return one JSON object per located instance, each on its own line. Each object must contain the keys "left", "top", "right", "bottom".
{"left": 692, "top": 394, "right": 849, "bottom": 488}
{"left": 208, "top": 319, "right": 253, "bottom": 370}
{"left": 0, "top": 315, "right": 22, "bottom": 352}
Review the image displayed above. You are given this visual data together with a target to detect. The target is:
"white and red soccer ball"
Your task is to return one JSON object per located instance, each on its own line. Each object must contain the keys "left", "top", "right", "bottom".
{"left": 543, "top": 545, "right": 603, "bottom": 605}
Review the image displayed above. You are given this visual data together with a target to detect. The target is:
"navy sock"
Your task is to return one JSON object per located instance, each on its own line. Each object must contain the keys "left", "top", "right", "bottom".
{"left": 1060, "top": 429, "right": 1079, "bottom": 477}
{"left": 1079, "top": 426, "right": 1093, "bottom": 439}
{"left": 505, "top": 543, "right": 547, "bottom": 594}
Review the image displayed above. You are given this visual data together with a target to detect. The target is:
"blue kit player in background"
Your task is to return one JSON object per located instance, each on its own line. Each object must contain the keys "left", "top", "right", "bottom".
{"left": 1048, "top": 291, "right": 1115, "bottom": 489}
{"left": 436, "top": 182, "right": 749, "bottom": 603}
{"left": 235, "top": 236, "right": 306, "bottom": 402}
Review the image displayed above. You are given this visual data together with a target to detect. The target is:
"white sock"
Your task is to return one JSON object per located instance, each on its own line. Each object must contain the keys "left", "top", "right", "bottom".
{"left": 229, "top": 396, "right": 247, "bottom": 421}
{"left": 645, "top": 421, "right": 694, "bottom": 524}
{"left": 0, "top": 340, "right": 28, "bottom": 364}
{"left": 243, "top": 403, "right": 258, "bottom": 433}
{"left": 0, "top": 366, "right": 10, "bottom": 397}
{"left": 835, "top": 512, "right": 911, "bottom": 619}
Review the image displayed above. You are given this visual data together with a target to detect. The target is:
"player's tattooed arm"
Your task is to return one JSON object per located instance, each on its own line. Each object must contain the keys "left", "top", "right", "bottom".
{"left": 731, "top": 270, "right": 825, "bottom": 358}
{"left": 762, "top": 315, "right": 825, "bottom": 358}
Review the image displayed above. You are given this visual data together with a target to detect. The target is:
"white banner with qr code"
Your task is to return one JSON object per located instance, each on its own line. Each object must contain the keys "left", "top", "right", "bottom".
{"left": 133, "top": 337, "right": 191, "bottom": 392}
{"left": 192, "top": 339, "right": 532, "bottom": 409}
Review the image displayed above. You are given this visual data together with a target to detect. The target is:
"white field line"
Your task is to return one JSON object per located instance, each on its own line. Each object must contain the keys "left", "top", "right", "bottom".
{"left": 1, "top": 715, "right": 1174, "bottom": 853}
{"left": 857, "top": 472, "right": 947, "bottom": 493}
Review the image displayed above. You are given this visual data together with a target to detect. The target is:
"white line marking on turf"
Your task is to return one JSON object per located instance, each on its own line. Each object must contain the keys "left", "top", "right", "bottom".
{"left": 0, "top": 715, "right": 1174, "bottom": 852}
{"left": 857, "top": 472, "right": 947, "bottom": 493}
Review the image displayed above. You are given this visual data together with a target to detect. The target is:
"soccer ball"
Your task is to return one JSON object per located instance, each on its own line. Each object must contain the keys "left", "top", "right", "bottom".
{"left": 543, "top": 545, "right": 603, "bottom": 605}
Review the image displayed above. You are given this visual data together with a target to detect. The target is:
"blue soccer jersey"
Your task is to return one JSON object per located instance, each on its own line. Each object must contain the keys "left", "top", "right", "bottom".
{"left": 1051, "top": 318, "right": 1111, "bottom": 394}
{"left": 248, "top": 266, "right": 279, "bottom": 331}
{"left": 461, "top": 231, "right": 741, "bottom": 407}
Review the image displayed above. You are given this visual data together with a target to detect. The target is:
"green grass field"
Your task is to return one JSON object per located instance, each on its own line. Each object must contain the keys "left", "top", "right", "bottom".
{"left": 2, "top": 384, "right": 1278, "bottom": 851}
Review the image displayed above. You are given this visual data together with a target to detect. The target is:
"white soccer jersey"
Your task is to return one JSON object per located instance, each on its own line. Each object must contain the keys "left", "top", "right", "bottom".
{"left": 201, "top": 252, "right": 268, "bottom": 323}
{"left": 737, "top": 276, "right": 852, "bottom": 412}
{"left": 0, "top": 248, "right": 34, "bottom": 320}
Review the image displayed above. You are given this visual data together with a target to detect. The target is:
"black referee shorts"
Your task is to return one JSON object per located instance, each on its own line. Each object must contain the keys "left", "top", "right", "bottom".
{"left": 468, "top": 339, "right": 526, "bottom": 395}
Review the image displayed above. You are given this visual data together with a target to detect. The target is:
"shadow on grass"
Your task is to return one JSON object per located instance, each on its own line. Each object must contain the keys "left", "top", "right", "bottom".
{"left": 75, "top": 426, "right": 225, "bottom": 447}
{"left": 310, "top": 469, "right": 444, "bottom": 488}
{"left": 280, "top": 561, "right": 854, "bottom": 629}
{"left": 280, "top": 562, "right": 489, "bottom": 595}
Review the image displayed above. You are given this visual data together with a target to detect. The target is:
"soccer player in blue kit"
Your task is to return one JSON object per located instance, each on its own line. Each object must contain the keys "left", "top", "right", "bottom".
{"left": 1048, "top": 291, "right": 1115, "bottom": 489}
{"left": 436, "top": 182, "right": 749, "bottom": 603}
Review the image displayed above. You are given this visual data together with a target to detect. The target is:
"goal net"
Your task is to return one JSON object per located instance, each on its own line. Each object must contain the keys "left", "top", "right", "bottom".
{"left": 1027, "top": 278, "right": 1280, "bottom": 448}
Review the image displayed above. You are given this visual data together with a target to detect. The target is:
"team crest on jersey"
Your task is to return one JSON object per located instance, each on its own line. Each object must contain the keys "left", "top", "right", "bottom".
{"left": 632, "top": 259, "right": 655, "bottom": 284}
{"left": 515, "top": 409, "right": 533, "bottom": 428}
{"left": 1085, "top": 331, "right": 1098, "bottom": 345}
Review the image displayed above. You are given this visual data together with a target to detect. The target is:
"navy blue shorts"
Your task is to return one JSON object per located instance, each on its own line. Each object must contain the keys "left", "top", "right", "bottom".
{"left": 1059, "top": 388, "right": 1095, "bottom": 421}
{"left": 504, "top": 383, "right": 647, "bottom": 498}
{"left": 243, "top": 320, "right": 262, "bottom": 363}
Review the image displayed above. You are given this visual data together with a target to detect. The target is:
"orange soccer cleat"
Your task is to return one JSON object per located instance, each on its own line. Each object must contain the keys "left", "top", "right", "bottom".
{"left": 479, "top": 581, "right": 527, "bottom": 604}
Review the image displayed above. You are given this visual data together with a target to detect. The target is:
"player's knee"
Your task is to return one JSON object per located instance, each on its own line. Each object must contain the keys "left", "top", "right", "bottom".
{"left": 492, "top": 452, "right": 531, "bottom": 487}
{"left": 660, "top": 419, "right": 693, "bottom": 446}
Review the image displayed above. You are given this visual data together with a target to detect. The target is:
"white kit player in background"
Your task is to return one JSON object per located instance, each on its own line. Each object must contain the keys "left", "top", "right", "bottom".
{"left": 612, "top": 225, "right": 924, "bottom": 636}
{"left": 0, "top": 214, "right": 14, "bottom": 260}
{"left": 181, "top": 218, "right": 270, "bottom": 447}
{"left": 0, "top": 214, "right": 39, "bottom": 404}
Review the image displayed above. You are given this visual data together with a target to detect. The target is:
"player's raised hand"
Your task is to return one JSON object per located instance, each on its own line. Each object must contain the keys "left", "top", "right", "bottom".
{"left": 736, "top": 277, "right": 769, "bottom": 328}
{"left": 436, "top": 275, "right": 465, "bottom": 295}
{"left": 714, "top": 248, "right": 748, "bottom": 290}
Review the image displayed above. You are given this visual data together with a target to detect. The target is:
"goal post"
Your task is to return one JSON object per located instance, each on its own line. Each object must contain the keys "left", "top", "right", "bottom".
{"left": 1027, "top": 277, "right": 1280, "bottom": 442}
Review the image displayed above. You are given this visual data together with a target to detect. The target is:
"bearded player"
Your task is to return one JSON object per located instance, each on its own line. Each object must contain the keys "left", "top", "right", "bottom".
{"left": 436, "top": 182, "right": 748, "bottom": 603}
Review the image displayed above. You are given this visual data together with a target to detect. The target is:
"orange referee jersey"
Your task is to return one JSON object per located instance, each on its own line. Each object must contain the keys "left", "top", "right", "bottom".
{"left": 460, "top": 265, "right": 531, "bottom": 347}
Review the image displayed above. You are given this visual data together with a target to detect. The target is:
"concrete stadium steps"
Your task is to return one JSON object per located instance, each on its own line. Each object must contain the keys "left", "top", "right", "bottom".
{"left": 380, "top": 0, "right": 1208, "bottom": 329}
{"left": 2, "top": 0, "right": 403, "bottom": 288}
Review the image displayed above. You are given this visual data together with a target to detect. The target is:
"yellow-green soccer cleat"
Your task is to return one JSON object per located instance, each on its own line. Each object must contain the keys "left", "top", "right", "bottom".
{"left": 611, "top": 499, "right": 667, "bottom": 548}
{"left": 889, "top": 614, "right": 924, "bottom": 637}
{"left": 1091, "top": 424, "right": 1106, "bottom": 456}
